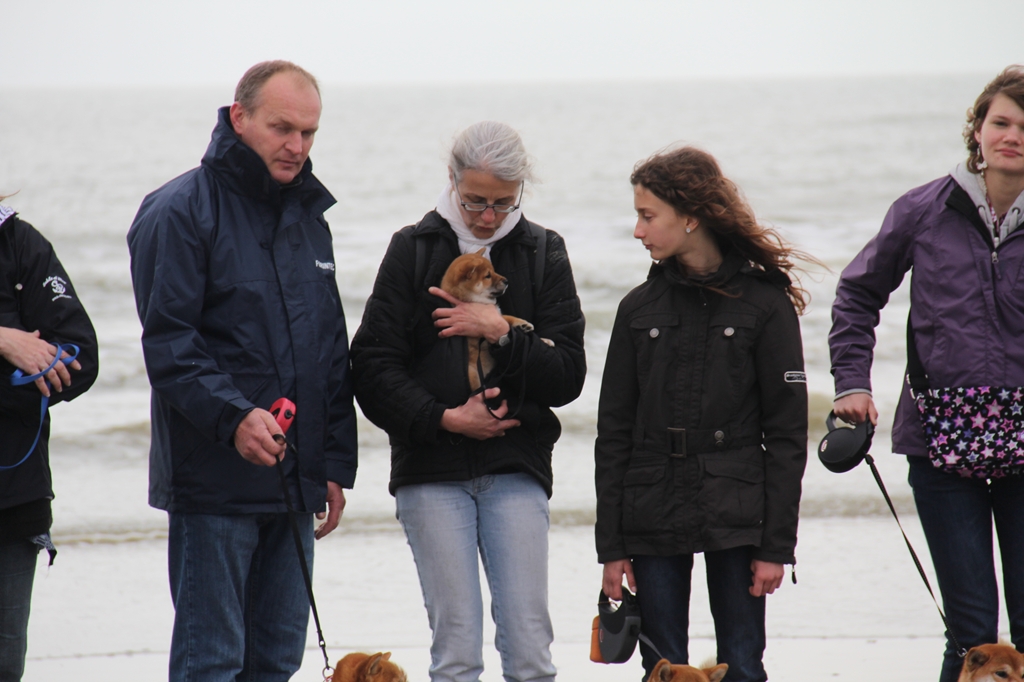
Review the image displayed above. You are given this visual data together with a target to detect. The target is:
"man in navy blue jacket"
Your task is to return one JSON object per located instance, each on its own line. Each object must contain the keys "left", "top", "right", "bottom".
{"left": 127, "top": 61, "right": 357, "bottom": 680}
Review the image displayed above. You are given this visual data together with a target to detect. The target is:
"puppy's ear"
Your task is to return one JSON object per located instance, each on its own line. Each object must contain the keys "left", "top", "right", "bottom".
{"left": 651, "top": 659, "right": 672, "bottom": 682}
{"left": 707, "top": 664, "right": 729, "bottom": 682}
{"left": 965, "top": 647, "right": 989, "bottom": 672}
{"left": 367, "top": 653, "right": 384, "bottom": 676}
{"left": 474, "top": 247, "right": 486, "bottom": 256}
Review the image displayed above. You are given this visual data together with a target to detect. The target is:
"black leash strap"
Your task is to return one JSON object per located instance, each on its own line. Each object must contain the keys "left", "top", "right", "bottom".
{"left": 472, "top": 333, "right": 529, "bottom": 421}
{"left": 272, "top": 437, "right": 333, "bottom": 680}
{"left": 863, "top": 453, "right": 967, "bottom": 659}
{"left": 637, "top": 631, "right": 665, "bottom": 662}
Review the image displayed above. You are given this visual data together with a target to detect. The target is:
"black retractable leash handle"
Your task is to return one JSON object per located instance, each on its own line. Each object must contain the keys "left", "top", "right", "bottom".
{"left": 596, "top": 587, "right": 665, "bottom": 663}
{"left": 818, "top": 411, "right": 967, "bottom": 659}
{"left": 270, "top": 398, "right": 334, "bottom": 681}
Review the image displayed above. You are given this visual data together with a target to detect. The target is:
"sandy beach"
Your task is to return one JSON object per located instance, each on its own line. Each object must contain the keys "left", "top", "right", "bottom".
{"left": 22, "top": 512, "right": 995, "bottom": 681}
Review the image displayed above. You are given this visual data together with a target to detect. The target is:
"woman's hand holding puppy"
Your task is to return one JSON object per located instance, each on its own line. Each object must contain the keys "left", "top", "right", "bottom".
{"left": 429, "top": 287, "right": 510, "bottom": 343}
{"left": 441, "top": 388, "right": 520, "bottom": 440}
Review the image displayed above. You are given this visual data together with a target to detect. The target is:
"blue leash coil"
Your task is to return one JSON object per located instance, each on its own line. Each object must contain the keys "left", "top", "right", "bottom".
{"left": 2, "top": 343, "right": 79, "bottom": 471}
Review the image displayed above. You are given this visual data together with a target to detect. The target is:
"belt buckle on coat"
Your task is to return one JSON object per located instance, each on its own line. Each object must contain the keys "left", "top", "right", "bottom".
{"left": 668, "top": 428, "right": 686, "bottom": 458}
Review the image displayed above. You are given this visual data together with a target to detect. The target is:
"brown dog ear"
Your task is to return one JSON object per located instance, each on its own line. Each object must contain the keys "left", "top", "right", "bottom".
{"left": 367, "top": 653, "right": 384, "bottom": 676}
{"left": 474, "top": 248, "right": 486, "bottom": 256}
{"left": 707, "top": 663, "right": 729, "bottom": 682}
{"left": 965, "top": 647, "right": 990, "bottom": 672}
{"left": 470, "top": 264, "right": 488, "bottom": 282}
{"left": 651, "top": 659, "right": 673, "bottom": 682}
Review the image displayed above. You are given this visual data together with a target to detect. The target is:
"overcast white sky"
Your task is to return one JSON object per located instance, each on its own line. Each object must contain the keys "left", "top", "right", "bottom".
{"left": 3, "top": 0, "right": 1023, "bottom": 87}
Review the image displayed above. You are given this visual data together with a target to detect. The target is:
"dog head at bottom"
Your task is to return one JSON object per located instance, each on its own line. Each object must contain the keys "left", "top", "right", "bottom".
{"left": 959, "top": 643, "right": 1024, "bottom": 682}
{"left": 331, "top": 651, "right": 408, "bottom": 682}
{"left": 651, "top": 658, "right": 728, "bottom": 682}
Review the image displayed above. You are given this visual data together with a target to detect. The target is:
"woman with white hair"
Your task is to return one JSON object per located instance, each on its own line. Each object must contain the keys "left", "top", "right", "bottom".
{"left": 351, "top": 121, "right": 586, "bottom": 682}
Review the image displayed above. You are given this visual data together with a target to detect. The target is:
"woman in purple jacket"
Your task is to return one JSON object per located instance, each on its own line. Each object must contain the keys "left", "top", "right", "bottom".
{"left": 830, "top": 66, "right": 1024, "bottom": 682}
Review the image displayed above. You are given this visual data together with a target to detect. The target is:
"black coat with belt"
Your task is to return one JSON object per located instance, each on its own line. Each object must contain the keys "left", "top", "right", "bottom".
{"left": 350, "top": 210, "right": 586, "bottom": 496}
{"left": 595, "top": 252, "right": 807, "bottom": 565}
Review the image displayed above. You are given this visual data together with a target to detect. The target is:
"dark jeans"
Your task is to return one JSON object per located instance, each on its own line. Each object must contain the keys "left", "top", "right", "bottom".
{"left": 908, "top": 456, "right": 1024, "bottom": 682}
{"left": 167, "top": 512, "right": 314, "bottom": 682}
{"left": 0, "top": 540, "right": 38, "bottom": 682}
{"left": 631, "top": 546, "right": 767, "bottom": 682}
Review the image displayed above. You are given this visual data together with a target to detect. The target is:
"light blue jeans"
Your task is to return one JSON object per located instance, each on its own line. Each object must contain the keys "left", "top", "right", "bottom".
{"left": 396, "top": 473, "right": 556, "bottom": 682}
{"left": 167, "top": 512, "right": 313, "bottom": 682}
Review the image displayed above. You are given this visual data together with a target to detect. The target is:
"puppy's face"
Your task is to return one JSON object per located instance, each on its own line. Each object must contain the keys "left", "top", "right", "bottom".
{"left": 960, "top": 644, "right": 1024, "bottom": 682}
{"left": 440, "top": 250, "right": 508, "bottom": 305}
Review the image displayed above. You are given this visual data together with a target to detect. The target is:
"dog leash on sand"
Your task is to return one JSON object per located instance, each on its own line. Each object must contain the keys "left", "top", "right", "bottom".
{"left": 2, "top": 343, "right": 80, "bottom": 471}
{"left": 862, "top": 453, "right": 968, "bottom": 660}
{"left": 270, "top": 398, "right": 334, "bottom": 681}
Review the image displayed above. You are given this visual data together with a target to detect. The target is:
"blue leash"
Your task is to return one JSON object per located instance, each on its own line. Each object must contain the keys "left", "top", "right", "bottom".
{"left": 2, "top": 343, "right": 79, "bottom": 471}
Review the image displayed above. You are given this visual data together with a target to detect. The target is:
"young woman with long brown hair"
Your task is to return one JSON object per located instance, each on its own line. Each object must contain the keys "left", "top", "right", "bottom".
{"left": 595, "top": 146, "right": 808, "bottom": 682}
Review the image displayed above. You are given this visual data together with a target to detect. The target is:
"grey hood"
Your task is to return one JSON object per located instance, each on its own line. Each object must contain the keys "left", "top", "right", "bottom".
{"left": 950, "top": 162, "right": 1024, "bottom": 244}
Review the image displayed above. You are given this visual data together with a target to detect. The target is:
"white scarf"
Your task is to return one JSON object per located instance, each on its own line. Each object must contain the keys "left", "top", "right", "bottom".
{"left": 435, "top": 182, "right": 522, "bottom": 259}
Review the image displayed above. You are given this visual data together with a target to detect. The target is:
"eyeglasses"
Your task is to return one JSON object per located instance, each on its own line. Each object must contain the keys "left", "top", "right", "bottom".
{"left": 454, "top": 180, "right": 524, "bottom": 214}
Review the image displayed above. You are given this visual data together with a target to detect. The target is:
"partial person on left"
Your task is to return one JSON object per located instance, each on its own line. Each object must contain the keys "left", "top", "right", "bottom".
{"left": 0, "top": 199, "right": 99, "bottom": 682}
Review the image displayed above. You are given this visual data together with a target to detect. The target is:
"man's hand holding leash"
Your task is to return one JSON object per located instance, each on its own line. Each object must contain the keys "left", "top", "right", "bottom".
{"left": 233, "top": 408, "right": 286, "bottom": 467}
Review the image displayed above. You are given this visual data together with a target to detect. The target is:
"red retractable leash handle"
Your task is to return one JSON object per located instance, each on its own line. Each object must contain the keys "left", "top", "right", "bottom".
{"left": 269, "top": 398, "right": 298, "bottom": 457}
{"left": 270, "top": 397, "right": 296, "bottom": 435}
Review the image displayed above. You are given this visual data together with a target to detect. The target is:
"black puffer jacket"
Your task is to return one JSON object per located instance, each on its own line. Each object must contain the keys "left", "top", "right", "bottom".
{"left": 0, "top": 210, "right": 98, "bottom": 543}
{"left": 595, "top": 252, "right": 807, "bottom": 565}
{"left": 351, "top": 210, "right": 586, "bottom": 496}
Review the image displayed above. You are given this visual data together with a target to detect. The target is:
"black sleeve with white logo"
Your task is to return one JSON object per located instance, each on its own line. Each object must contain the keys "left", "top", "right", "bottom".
{"left": 0, "top": 216, "right": 99, "bottom": 413}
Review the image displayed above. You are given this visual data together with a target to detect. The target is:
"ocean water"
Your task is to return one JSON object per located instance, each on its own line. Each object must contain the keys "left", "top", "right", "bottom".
{"left": 2, "top": 75, "right": 1012, "bottom": 677}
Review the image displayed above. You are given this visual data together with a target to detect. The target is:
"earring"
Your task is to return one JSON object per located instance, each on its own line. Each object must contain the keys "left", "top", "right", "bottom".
{"left": 978, "top": 154, "right": 988, "bottom": 171}
{"left": 685, "top": 227, "right": 692, "bottom": 234}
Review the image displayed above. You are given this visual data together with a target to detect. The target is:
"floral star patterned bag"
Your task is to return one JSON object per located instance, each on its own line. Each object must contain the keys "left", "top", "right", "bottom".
{"left": 908, "top": 322, "right": 1024, "bottom": 479}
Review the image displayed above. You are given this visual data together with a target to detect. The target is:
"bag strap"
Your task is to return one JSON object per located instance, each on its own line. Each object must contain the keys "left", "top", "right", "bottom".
{"left": 905, "top": 312, "right": 929, "bottom": 394}
{"left": 525, "top": 220, "right": 546, "bottom": 300}
{"left": 413, "top": 220, "right": 431, "bottom": 291}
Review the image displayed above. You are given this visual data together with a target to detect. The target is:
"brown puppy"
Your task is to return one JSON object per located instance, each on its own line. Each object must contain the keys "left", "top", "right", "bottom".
{"left": 332, "top": 651, "right": 408, "bottom": 682}
{"left": 958, "top": 643, "right": 1024, "bottom": 682}
{"left": 440, "top": 249, "right": 537, "bottom": 391}
{"left": 650, "top": 659, "right": 728, "bottom": 682}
